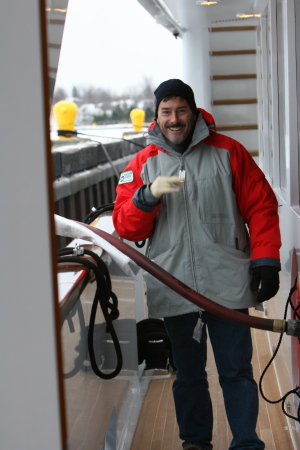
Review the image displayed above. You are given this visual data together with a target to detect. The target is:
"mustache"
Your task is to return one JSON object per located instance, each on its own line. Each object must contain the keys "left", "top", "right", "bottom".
{"left": 167, "top": 122, "right": 185, "bottom": 128}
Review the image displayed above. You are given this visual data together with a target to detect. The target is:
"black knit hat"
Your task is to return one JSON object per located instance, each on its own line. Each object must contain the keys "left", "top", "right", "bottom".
{"left": 154, "top": 79, "right": 197, "bottom": 119}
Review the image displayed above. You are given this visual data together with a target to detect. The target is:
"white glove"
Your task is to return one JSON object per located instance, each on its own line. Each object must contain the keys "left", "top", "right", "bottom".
{"left": 150, "top": 176, "right": 184, "bottom": 199}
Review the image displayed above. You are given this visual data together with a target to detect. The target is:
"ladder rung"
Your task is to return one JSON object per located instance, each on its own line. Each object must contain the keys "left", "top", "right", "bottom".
{"left": 217, "top": 124, "right": 258, "bottom": 131}
{"left": 210, "top": 50, "right": 256, "bottom": 56}
{"left": 249, "top": 150, "right": 259, "bottom": 157}
{"left": 49, "top": 43, "right": 61, "bottom": 49}
{"left": 212, "top": 98, "right": 257, "bottom": 105}
{"left": 209, "top": 26, "right": 257, "bottom": 32}
{"left": 211, "top": 74, "right": 257, "bottom": 80}
{"left": 49, "top": 18, "right": 65, "bottom": 25}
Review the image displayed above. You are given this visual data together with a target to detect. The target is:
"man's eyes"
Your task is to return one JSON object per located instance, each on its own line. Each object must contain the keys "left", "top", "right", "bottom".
{"left": 162, "top": 109, "right": 187, "bottom": 115}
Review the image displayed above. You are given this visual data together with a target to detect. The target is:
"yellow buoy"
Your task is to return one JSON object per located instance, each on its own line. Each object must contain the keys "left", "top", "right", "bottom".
{"left": 53, "top": 100, "right": 78, "bottom": 138}
{"left": 130, "top": 108, "right": 145, "bottom": 132}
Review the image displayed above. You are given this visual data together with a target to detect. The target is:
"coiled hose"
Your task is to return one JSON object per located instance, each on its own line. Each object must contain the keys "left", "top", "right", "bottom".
{"left": 58, "top": 246, "right": 122, "bottom": 379}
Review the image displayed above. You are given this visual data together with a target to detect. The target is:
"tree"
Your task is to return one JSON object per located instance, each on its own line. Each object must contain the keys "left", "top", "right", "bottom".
{"left": 80, "top": 86, "right": 113, "bottom": 104}
{"left": 53, "top": 79, "right": 155, "bottom": 125}
{"left": 53, "top": 87, "right": 68, "bottom": 103}
{"left": 72, "top": 86, "right": 80, "bottom": 99}
{"left": 139, "top": 76, "right": 155, "bottom": 100}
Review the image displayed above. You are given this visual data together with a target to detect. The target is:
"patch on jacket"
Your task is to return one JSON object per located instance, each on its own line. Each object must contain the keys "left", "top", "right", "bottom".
{"left": 119, "top": 170, "right": 134, "bottom": 184}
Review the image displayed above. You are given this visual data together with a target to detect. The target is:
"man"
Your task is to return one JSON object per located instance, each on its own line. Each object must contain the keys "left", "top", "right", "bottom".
{"left": 112, "top": 79, "right": 281, "bottom": 450}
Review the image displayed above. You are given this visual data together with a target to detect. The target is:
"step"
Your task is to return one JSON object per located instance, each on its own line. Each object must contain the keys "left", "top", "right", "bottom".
{"left": 211, "top": 74, "right": 257, "bottom": 80}
{"left": 212, "top": 98, "right": 257, "bottom": 106}
{"left": 209, "top": 26, "right": 257, "bottom": 32}
{"left": 217, "top": 124, "right": 258, "bottom": 131}
{"left": 210, "top": 49, "right": 256, "bottom": 56}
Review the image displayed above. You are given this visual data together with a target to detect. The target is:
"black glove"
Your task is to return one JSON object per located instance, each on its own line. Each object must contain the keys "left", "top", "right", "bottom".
{"left": 250, "top": 266, "right": 280, "bottom": 302}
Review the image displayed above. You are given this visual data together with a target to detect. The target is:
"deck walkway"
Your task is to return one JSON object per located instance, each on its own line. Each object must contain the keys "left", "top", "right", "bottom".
{"left": 130, "top": 312, "right": 295, "bottom": 450}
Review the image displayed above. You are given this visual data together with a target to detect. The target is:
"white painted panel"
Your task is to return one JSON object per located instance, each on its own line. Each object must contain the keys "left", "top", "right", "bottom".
{"left": 0, "top": 1, "right": 62, "bottom": 449}
{"left": 181, "top": 5, "right": 212, "bottom": 111}
{"left": 210, "top": 30, "right": 257, "bottom": 51}
{"left": 211, "top": 79, "right": 258, "bottom": 99}
{"left": 213, "top": 103, "right": 258, "bottom": 125}
{"left": 210, "top": 54, "right": 257, "bottom": 75}
{"left": 217, "top": 130, "right": 259, "bottom": 151}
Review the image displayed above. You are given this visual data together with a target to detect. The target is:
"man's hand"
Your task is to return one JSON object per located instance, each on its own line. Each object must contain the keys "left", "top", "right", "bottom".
{"left": 150, "top": 176, "right": 185, "bottom": 198}
{"left": 250, "top": 266, "right": 280, "bottom": 302}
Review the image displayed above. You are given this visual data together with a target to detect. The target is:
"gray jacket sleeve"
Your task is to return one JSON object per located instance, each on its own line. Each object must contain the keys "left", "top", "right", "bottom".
{"left": 132, "top": 185, "right": 160, "bottom": 212}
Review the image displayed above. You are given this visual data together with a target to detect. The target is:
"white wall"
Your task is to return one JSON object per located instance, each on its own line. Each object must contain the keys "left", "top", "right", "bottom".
{"left": 0, "top": 2, "right": 63, "bottom": 448}
{"left": 180, "top": 8, "right": 212, "bottom": 112}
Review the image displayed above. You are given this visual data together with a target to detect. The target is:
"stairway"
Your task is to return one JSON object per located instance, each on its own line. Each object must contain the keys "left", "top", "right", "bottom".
{"left": 209, "top": 25, "right": 259, "bottom": 158}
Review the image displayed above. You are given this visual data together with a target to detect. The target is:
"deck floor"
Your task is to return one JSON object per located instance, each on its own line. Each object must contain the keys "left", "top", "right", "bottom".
{"left": 130, "top": 316, "right": 295, "bottom": 450}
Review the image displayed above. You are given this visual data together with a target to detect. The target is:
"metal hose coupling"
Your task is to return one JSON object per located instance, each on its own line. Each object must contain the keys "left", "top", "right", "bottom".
{"left": 273, "top": 319, "right": 300, "bottom": 336}
{"left": 285, "top": 319, "right": 300, "bottom": 337}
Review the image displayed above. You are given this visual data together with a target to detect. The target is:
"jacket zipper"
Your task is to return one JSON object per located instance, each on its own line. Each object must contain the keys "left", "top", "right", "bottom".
{"left": 179, "top": 163, "right": 186, "bottom": 180}
{"left": 179, "top": 156, "right": 198, "bottom": 292}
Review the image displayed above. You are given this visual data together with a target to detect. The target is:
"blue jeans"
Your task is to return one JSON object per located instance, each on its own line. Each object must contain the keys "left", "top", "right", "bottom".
{"left": 164, "top": 310, "right": 265, "bottom": 450}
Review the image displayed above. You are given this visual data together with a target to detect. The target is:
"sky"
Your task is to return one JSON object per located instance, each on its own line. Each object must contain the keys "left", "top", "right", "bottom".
{"left": 55, "top": 0, "right": 183, "bottom": 96}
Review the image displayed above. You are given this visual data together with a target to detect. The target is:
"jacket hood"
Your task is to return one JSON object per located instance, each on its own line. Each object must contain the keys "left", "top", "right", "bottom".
{"left": 147, "top": 108, "right": 216, "bottom": 152}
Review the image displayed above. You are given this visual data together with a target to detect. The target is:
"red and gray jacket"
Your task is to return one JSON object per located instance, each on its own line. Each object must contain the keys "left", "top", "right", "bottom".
{"left": 113, "top": 109, "right": 281, "bottom": 318}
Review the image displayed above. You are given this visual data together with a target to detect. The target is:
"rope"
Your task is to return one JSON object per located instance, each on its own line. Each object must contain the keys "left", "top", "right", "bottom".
{"left": 58, "top": 247, "right": 122, "bottom": 379}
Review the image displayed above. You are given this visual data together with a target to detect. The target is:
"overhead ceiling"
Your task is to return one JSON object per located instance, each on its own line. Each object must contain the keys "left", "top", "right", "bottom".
{"left": 137, "top": 0, "right": 266, "bottom": 37}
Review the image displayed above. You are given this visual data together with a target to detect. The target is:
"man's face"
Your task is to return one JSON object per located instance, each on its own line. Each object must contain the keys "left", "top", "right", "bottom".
{"left": 156, "top": 96, "right": 197, "bottom": 145}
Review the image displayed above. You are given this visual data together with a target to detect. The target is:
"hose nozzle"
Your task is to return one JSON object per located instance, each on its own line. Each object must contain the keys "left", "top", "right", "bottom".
{"left": 285, "top": 319, "right": 300, "bottom": 337}
{"left": 273, "top": 319, "right": 300, "bottom": 337}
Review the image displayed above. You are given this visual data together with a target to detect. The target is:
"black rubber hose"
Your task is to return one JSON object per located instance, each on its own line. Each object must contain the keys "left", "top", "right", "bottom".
{"left": 83, "top": 203, "right": 115, "bottom": 225}
{"left": 82, "top": 204, "right": 145, "bottom": 250}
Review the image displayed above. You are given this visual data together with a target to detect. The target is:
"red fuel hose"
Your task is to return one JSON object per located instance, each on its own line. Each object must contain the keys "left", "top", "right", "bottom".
{"left": 79, "top": 222, "right": 294, "bottom": 336}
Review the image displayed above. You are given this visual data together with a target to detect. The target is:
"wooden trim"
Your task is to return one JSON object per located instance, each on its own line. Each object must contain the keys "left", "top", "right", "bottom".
{"left": 211, "top": 74, "right": 257, "bottom": 80}
{"left": 212, "top": 98, "right": 257, "bottom": 105}
{"left": 209, "top": 26, "right": 257, "bottom": 32}
{"left": 210, "top": 49, "right": 256, "bottom": 56}
{"left": 217, "top": 123, "right": 258, "bottom": 131}
{"left": 40, "top": 0, "right": 68, "bottom": 447}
